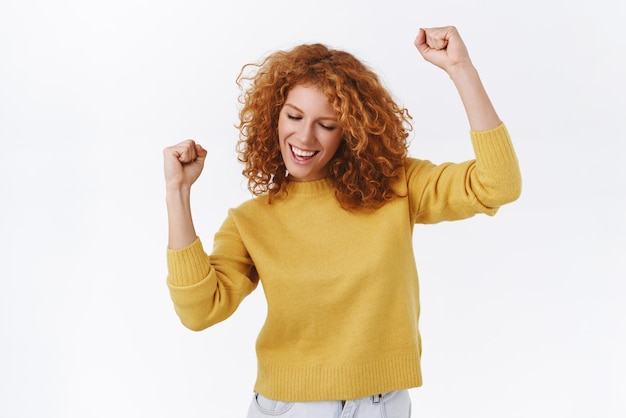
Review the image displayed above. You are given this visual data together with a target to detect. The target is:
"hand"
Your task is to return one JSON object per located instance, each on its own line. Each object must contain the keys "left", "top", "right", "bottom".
{"left": 414, "top": 26, "right": 472, "bottom": 74}
{"left": 163, "top": 140, "right": 207, "bottom": 189}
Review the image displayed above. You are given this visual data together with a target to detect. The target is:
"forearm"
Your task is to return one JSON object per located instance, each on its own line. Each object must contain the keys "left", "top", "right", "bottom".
{"left": 166, "top": 186, "right": 198, "bottom": 250}
{"left": 470, "top": 124, "right": 522, "bottom": 206}
{"left": 448, "top": 62, "right": 501, "bottom": 132}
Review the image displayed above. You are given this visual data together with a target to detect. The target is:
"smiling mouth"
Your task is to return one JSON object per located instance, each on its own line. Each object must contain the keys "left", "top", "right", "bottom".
{"left": 290, "top": 144, "right": 319, "bottom": 161}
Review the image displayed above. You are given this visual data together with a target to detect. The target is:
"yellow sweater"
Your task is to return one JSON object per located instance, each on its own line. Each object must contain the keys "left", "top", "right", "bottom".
{"left": 167, "top": 123, "right": 521, "bottom": 401}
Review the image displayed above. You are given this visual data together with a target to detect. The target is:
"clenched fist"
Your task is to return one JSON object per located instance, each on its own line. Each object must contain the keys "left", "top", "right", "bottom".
{"left": 414, "top": 26, "right": 472, "bottom": 74}
{"left": 163, "top": 140, "right": 208, "bottom": 189}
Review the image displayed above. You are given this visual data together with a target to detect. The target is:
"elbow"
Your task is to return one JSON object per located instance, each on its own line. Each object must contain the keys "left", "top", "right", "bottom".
{"left": 506, "top": 170, "right": 523, "bottom": 202}
{"left": 499, "top": 178, "right": 522, "bottom": 205}
{"left": 175, "top": 309, "right": 218, "bottom": 332}
{"left": 502, "top": 163, "right": 523, "bottom": 203}
{"left": 180, "top": 318, "right": 211, "bottom": 332}
{"left": 475, "top": 165, "right": 522, "bottom": 208}
{"left": 485, "top": 179, "right": 522, "bottom": 210}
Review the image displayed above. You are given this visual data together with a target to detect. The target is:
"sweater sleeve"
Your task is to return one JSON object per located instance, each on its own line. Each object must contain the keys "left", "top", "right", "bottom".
{"left": 166, "top": 213, "right": 258, "bottom": 331}
{"left": 408, "top": 123, "right": 522, "bottom": 224}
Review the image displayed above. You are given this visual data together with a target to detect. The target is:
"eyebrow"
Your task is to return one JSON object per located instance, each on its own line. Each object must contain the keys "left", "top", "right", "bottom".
{"left": 283, "top": 103, "right": 338, "bottom": 121}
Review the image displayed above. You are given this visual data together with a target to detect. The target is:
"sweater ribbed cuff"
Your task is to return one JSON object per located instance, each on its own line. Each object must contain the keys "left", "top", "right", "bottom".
{"left": 470, "top": 123, "right": 518, "bottom": 169}
{"left": 166, "top": 237, "right": 211, "bottom": 287}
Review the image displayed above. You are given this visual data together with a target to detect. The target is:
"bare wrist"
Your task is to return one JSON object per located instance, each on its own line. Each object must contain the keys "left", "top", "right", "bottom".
{"left": 166, "top": 183, "right": 192, "bottom": 198}
{"left": 447, "top": 61, "right": 479, "bottom": 84}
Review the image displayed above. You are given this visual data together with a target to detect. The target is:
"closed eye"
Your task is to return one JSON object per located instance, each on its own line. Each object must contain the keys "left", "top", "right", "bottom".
{"left": 287, "top": 114, "right": 302, "bottom": 121}
{"left": 320, "top": 123, "right": 337, "bottom": 131}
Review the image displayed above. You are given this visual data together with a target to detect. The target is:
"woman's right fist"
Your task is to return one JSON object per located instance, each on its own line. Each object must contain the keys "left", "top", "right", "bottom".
{"left": 163, "top": 140, "right": 208, "bottom": 189}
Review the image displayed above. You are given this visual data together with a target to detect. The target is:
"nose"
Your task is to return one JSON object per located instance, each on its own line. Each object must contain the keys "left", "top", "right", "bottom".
{"left": 298, "top": 122, "right": 316, "bottom": 145}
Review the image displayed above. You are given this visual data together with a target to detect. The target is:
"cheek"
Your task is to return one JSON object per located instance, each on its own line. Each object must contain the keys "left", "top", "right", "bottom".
{"left": 277, "top": 118, "right": 285, "bottom": 139}
{"left": 277, "top": 117, "right": 292, "bottom": 141}
{"left": 327, "top": 131, "right": 343, "bottom": 153}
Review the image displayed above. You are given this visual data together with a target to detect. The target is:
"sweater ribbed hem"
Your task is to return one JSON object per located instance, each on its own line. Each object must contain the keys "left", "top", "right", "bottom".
{"left": 166, "top": 237, "right": 210, "bottom": 286}
{"left": 254, "top": 353, "right": 422, "bottom": 402}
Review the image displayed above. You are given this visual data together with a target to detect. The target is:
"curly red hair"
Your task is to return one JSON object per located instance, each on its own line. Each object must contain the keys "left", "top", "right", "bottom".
{"left": 236, "top": 43, "right": 412, "bottom": 210}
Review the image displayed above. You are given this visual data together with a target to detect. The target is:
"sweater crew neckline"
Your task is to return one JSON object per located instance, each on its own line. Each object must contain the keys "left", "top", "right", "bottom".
{"left": 284, "top": 177, "right": 334, "bottom": 195}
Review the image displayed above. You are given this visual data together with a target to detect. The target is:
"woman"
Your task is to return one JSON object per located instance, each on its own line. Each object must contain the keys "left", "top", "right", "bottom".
{"left": 163, "top": 26, "right": 521, "bottom": 417}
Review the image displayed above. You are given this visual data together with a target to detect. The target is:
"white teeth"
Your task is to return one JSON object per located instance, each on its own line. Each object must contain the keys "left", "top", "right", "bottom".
{"left": 291, "top": 145, "right": 316, "bottom": 157}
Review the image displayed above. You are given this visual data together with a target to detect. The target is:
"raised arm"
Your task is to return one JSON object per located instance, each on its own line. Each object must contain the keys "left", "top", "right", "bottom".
{"left": 163, "top": 140, "right": 207, "bottom": 249}
{"left": 414, "top": 26, "right": 500, "bottom": 132}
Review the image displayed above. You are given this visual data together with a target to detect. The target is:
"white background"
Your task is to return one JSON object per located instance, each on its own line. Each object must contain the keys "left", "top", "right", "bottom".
{"left": 1, "top": 0, "right": 624, "bottom": 417}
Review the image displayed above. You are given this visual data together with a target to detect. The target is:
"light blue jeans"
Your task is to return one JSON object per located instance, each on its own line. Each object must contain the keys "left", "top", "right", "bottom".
{"left": 247, "top": 390, "right": 411, "bottom": 418}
